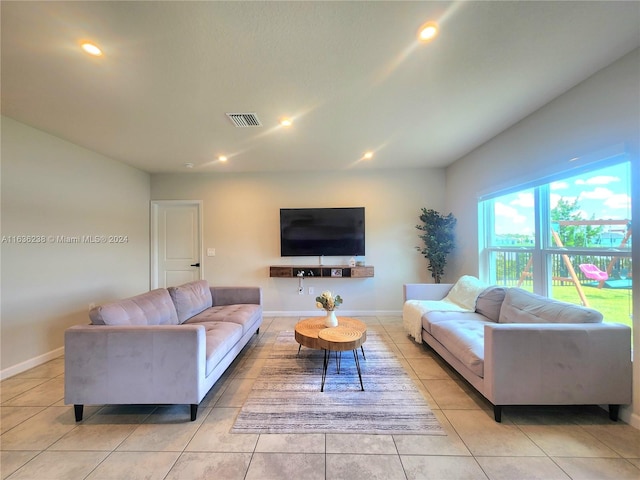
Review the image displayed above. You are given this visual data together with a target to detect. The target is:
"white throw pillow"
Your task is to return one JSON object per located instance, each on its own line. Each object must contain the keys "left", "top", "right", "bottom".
{"left": 443, "top": 275, "right": 488, "bottom": 311}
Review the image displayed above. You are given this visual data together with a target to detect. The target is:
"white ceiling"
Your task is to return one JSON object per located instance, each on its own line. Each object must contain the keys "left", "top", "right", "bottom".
{"left": 2, "top": 1, "right": 639, "bottom": 174}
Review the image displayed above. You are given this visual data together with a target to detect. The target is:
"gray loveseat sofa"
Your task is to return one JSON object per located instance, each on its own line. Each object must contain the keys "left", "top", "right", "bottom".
{"left": 65, "top": 280, "right": 262, "bottom": 421}
{"left": 403, "top": 279, "right": 632, "bottom": 422}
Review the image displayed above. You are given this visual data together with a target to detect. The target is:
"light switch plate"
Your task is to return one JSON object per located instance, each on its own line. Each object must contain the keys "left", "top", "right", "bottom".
{"left": 207, "top": 248, "right": 215, "bottom": 256}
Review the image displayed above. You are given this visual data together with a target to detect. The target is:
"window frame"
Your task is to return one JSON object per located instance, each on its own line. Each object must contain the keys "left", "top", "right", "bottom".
{"left": 479, "top": 152, "right": 632, "bottom": 302}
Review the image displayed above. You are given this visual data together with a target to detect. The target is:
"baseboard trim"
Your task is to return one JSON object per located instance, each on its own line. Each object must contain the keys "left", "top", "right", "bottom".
{"left": 1, "top": 346, "right": 65, "bottom": 380}
{"left": 628, "top": 412, "right": 640, "bottom": 430}
{"left": 264, "top": 310, "right": 402, "bottom": 317}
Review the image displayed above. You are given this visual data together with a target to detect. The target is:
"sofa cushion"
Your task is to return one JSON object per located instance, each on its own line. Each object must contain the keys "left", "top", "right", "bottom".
{"left": 201, "top": 322, "right": 244, "bottom": 376}
{"left": 443, "top": 275, "right": 488, "bottom": 310}
{"left": 475, "top": 286, "right": 507, "bottom": 322}
{"left": 422, "top": 310, "right": 493, "bottom": 334}
{"left": 403, "top": 299, "right": 472, "bottom": 340}
{"left": 499, "top": 288, "right": 603, "bottom": 324}
{"left": 168, "top": 280, "right": 213, "bottom": 323}
{"left": 430, "top": 319, "right": 487, "bottom": 377}
{"left": 185, "top": 304, "right": 262, "bottom": 335}
{"left": 89, "top": 288, "right": 179, "bottom": 326}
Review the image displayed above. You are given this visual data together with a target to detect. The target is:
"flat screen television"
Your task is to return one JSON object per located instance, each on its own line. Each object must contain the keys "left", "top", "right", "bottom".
{"left": 280, "top": 207, "right": 365, "bottom": 257}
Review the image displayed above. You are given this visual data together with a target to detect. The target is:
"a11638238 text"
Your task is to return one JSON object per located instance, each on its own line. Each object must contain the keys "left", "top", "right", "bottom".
{"left": 1, "top": 235, "right": 129, "bottom": 244}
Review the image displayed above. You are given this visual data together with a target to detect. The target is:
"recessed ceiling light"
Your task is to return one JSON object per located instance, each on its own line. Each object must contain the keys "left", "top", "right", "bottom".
{"left": 280, "top": 118, "right": 293, "bottom": 127}
{"left": 363, "top": 151, "right": 374, "bottom": 160}
{"left": 218, "top": 155, "right": 228, "bottom": 162}
{"left": 81, "top": 42, "right": 103, "bottom": 56}
{"left": 418, "top": 22, "right": 439, "bottom": 42}
{"left": 184, "top": 162, "right": 194, "bottom": 169}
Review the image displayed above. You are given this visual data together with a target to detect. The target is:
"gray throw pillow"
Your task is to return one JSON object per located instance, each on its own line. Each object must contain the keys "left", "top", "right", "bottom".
{"left": 475, "top": 286, "right": 507, "bottom": 322}
{"left": 168, "top": 280, "right": 213, "bottom": 323}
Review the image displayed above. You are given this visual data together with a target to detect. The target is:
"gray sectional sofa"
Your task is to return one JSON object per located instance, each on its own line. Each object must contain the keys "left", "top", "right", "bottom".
{"left": 403, "top": 278, "right": 632, "bottom": 422}
{"left": 64, "top": 280, "right": 262, "bottom": 421}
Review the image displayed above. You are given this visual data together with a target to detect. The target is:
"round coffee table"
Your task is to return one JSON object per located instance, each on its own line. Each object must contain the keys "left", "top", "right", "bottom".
{"left": 294, "top": 317, "right": 367, "bottom": 391}
{"left": 294, "top": 317, "right": 366, "bottom": 349}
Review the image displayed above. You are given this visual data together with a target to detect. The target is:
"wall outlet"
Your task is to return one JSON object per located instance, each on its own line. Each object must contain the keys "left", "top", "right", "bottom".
{"left": 308, "top": 287, "right": 315, "bottom": 295}
{"left": 298, "top": 286, "right": 304, "bottom": 295}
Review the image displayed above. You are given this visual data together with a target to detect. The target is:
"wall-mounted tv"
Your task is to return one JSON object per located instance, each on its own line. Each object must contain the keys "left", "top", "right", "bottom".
{"left": 280, "top": 207, "right": 365, "bottom": 257}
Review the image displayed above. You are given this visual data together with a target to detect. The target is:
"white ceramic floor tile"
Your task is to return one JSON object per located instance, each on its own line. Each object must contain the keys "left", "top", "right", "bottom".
{"left": 519, "top": 424, "right": 619, "bottom": 458}
{"left": 326, "top": 433, "right": 397, "bottom": 454}
{"left": 165, "top": 452, "right": 251, "bottom": 480}
{"left": 117, "top": 406, "right": 207, "bottom": 452}
{"left": 0, "top": 451, "right": 39, "bottom": 480}
{"left": 445, "top": 410, "right": 545, "bottom": 457}
{"left": 553, "top": 457, "right": 640, "bottom": 480}
{"left": 86, "top": 451, "right": 180, "bottom": 480}
{"left": 326, "top": 453, "right": 408, "bottom": 480}
{"left": 246, "top": 452, "right": 325, "bottom": 480}
{"left": 0, "top": 407, "right": 45, "bottom": 434}
{"left": 2, "top": 377, "right": 64, "bottom": 407}
{"left": 476, "top": 456, "right": 571, "bottom": 480}
{"left": 185, "top": 407, "right": 258, "bottom": 453}
{"left": 254, "top": 433, "right": 326, "bottom": 453}
{"left": 6, "top": 450, "right": 109, "bottom": 480}
{"left": 401, "top": 455, "right": 489, "bottom": 480}
{"left": 0, "top": 407, "right": 76, "bottom": 451}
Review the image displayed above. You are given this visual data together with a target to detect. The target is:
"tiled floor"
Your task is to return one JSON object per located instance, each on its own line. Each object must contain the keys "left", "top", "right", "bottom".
{"left": 2, "top": 316, "right": 639, "bottom": 479}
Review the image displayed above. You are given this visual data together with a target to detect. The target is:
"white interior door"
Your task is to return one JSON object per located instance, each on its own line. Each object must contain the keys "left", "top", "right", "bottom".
{"left": 151, "top": 201, "right": 202, "bottom": 288}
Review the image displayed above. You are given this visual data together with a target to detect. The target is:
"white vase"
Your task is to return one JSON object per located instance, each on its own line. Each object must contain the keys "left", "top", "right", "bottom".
{"left": 324, "top": 310, "right": 338, "bottom": 327}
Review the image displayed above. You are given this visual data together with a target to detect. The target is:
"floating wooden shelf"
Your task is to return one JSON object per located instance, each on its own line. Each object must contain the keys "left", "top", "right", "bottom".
{"left": 269, "top": 265, "right": 374, "bottom": 278}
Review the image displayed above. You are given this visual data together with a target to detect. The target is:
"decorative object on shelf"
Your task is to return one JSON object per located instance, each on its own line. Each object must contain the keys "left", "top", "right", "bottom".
{"left": 331, "top": 268, "right": 343, "bottom": 277}
{"left": 415, "top": 208, "right": 457, "bottom": 283}
{"left": 349, "top": 257, "right": 356, "bottom": 267}
{"left": 316, "top": 291, "right": 343, "bottom": 327}
{"left": 269, "top": 265, "right": 374, "bottom": 278}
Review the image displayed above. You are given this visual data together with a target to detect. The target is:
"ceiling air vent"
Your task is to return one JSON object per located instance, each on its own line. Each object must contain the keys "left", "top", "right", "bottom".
{"left": 226, "top": 113, "right": 262, "bottom": 127}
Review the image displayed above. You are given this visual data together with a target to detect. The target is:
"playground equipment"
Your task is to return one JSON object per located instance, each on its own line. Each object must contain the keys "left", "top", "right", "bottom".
{"left": 599, "top": 220, "right": 632, "bottom": 288}
{"left": 518, "top": 219, "right": 631, "bottom": 307}
{"left": 579, "top": 264, "right": 609, "bottom": 283}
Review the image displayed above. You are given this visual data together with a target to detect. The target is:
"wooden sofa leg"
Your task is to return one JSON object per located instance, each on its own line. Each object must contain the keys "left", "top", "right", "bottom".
{"left": 609, "top": 404, "right": 620, "bottom": 421}
{"left": 74, "top": 404, "right": 84, "bottom": 422}
{"left": 493, "top": 405, "right": 502, "bottom": 422}
{"left": 190, "top": 404, "right": 198, "bottom": 421}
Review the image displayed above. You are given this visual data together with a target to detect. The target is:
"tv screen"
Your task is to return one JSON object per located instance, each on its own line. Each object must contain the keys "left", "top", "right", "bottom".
{"left": 280, "top": 207, "right": 365, "bottom": 257}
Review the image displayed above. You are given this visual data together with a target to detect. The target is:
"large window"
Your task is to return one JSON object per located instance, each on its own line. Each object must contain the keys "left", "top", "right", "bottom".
{"left": 480, "top": 158, "right": 632, "bottom": 334}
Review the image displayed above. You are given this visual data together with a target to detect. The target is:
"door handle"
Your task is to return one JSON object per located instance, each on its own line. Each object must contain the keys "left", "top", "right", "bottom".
{"left": 190, "top": 263, "right": 200, "bottom": 267}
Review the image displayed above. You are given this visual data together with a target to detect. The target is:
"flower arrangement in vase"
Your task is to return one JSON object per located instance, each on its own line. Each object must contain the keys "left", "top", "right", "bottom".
{"left": 316, "top": 291, "right": 342, "bottom": 327}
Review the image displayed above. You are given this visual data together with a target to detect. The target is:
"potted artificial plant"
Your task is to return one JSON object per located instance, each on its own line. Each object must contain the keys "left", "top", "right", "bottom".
{"left": 415, "top": 208, "right": 457, "bottom": 283}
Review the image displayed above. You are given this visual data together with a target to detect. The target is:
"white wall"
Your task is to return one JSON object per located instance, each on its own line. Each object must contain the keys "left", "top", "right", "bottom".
{"left": 151, "top": 168, "right": 446, "bottom": 314}
{"left": 1, "top": 117, "right": 151, "bottom": 377}
{"left": 444, "top": 49, "right": 640, "bottom": 427}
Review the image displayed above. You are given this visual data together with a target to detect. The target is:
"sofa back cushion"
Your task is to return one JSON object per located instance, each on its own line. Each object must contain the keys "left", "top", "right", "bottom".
{"left": 475, "top": 286, "right": 507, "bottom": 322}
{"left": 89, "top": 288, "right": 179, "bottom": 325}
{"left": 168, "top": 280, "right": 213, "bottom": 323}
{"left": 498, "top": 288, "right": 603, "bottom": 324}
